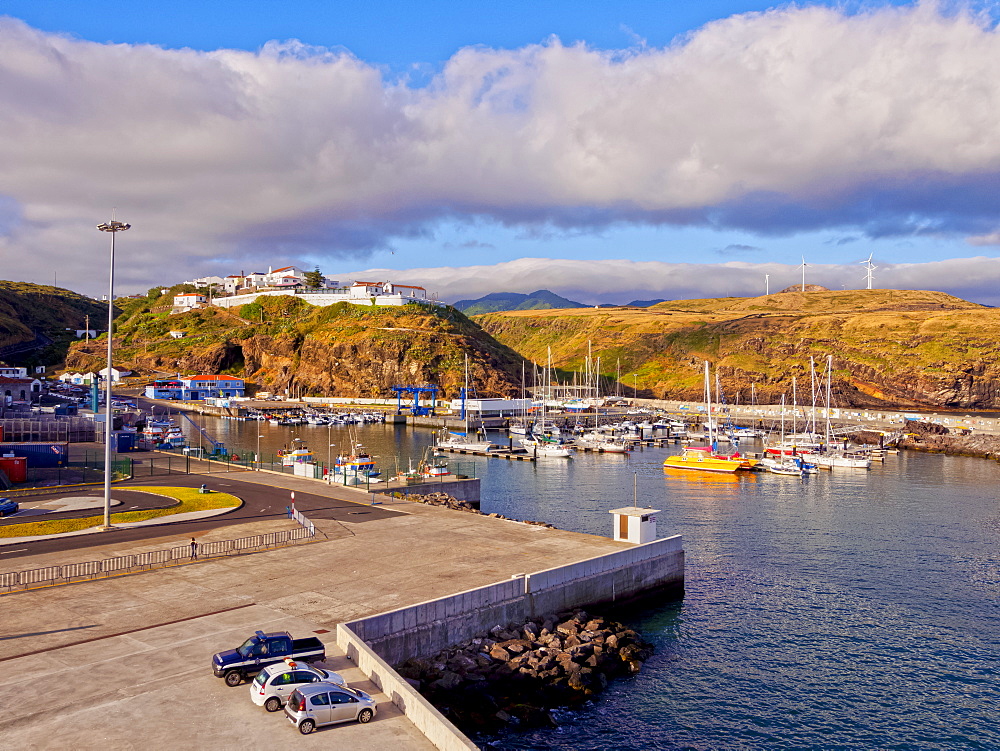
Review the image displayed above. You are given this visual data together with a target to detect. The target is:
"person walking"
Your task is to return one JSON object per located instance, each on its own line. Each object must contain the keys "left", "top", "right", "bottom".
{"left": 190, "top": 537, "right": 198, "bottom": 560}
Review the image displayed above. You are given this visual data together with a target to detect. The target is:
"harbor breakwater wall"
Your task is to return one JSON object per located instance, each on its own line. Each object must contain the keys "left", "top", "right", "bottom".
{"left": 336, "top": 535, "right": 683, "bottom": 750}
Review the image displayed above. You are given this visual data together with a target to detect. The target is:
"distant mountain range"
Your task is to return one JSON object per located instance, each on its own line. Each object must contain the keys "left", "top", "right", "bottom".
{"left": 453, "top": 290, "right": 585, "bottom": 315}
{"left": 453, "top": 290, "right": 668, "bottom": 315}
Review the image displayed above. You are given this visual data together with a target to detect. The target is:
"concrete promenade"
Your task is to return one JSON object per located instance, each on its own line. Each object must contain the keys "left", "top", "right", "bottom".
{"left": 0, "top": 468, "right": 632, "bottom": 748}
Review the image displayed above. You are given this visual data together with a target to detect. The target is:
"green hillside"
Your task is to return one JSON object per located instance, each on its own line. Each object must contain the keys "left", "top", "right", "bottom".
{"left": 475, "top": 289, "right": 1000, "bottom": 410}
{"left": 0, "top": 281, "right": 109, "bottom": 368}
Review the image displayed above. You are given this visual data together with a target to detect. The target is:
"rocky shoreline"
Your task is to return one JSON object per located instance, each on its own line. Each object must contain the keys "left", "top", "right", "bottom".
{"left": 851, "top": 421, "right": 1000, "bottom": 461}
{"left": 396, "top": 609, "right": 654, "bottom": 733}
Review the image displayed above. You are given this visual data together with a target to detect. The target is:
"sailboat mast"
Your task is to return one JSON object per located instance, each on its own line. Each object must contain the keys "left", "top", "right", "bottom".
{"left": 792, "top": 376, "right": 797, "bottom": 436}
{"left": 825, "top": 355, "right": 832, "bottom": 445}
{"left": 704, "top": 361, "right": 713, "bottom": 443}
{"left": 810, "top": 356, "right": 817, "bottom": 436}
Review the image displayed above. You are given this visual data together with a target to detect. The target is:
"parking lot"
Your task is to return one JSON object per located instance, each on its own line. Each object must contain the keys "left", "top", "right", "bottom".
{"left": 0, "top": 604, "right": 435, "bottom": 750}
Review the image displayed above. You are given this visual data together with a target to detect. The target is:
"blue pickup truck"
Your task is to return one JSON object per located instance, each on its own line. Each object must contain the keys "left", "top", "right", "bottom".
{"left": 213, "top": 630, "right": 326, "bottom": 687}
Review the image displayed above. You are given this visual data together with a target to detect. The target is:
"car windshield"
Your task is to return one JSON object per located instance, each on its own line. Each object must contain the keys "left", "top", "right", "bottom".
{"left": 237, "top": 638, "right": 256, "bottom": 658}
{"left": 252, "top": 672, "right": 267, "bottom": 688}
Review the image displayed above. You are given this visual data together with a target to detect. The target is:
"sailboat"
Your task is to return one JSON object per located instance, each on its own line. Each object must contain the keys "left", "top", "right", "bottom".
{"left": 509, "top": 361, "right": 530, "bottom": 436}
{"left": 438, "top": 356, "right": 494, "bottom": 451}
{"left": 812, "top": 355, "right": 871, "bottom": 470}
{"left": 664, "top": 363, "right": 750, "bottom": 473}
{"left": 520, "top": 348, "right": 574, "bottom": 457}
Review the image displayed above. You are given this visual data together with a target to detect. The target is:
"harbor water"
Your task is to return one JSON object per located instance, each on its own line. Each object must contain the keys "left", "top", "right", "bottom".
{"left": 179, "top": 416, "right": 1000, "bottom": 749}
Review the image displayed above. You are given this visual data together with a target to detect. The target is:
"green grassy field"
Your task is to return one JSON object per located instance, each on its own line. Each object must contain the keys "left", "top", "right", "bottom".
{"left": 0, "top": 486, "right": 241, "bottom": 538}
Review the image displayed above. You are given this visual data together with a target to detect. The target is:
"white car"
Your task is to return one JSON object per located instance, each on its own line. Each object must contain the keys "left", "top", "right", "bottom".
{"left": 250, "top": 659, "right": 344, "bottom": 712}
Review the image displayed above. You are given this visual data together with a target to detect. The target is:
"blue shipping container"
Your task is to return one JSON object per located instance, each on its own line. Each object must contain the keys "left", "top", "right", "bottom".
{"left": 0, "top": 443, "right": 69, "bottom": 468}
{"left": 113, "top": 432, "right": 137, "bottom": 453}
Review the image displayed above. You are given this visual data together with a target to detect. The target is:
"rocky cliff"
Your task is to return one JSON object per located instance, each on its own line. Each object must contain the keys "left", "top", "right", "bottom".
{"left": 65, "top": 293, "right": 526, "bottom": 398}
{"left": 476, "top": 289, "right": 1000, "bottom": 410}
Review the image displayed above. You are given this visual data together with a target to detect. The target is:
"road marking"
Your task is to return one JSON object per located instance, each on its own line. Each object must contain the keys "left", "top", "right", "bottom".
{"left": 0, "top": 548, "right": 28, "bottom": 554}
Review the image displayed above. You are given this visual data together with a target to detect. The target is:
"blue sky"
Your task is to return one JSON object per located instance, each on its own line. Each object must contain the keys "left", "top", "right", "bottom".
{"left": 2, "top": 0, "right": 1000, "bottom": 304}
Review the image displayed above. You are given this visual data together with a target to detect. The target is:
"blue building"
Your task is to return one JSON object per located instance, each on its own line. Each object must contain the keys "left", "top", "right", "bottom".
{"left": 145, "top": 375, "right": 245, "bottom": 400}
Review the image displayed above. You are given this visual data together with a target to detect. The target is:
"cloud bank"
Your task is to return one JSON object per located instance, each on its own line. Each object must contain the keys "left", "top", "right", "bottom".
{"left": 2, "top": 3, "right": 1000, "bottom": 294}
{"left": 337, "top": 256, "right": 1000, "bottom": 307}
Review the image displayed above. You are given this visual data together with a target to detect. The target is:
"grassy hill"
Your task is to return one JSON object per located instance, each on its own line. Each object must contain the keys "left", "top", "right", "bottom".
{"left": 0, "top": 281, "right": 109, "bottom": 368}
{"left": 475, "top": 289, "right": 1000, "bottom": 409}
{"left": 65, "top": 291, "right": 527, "bottom": 398}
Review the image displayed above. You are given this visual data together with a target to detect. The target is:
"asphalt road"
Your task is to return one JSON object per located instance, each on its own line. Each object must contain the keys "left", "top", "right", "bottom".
{"left": 0, "top": 473, "right": 401, "bottom": 561}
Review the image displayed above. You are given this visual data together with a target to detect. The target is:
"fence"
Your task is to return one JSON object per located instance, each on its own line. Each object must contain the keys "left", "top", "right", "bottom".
{"left": 4, "top": 456, "right": 132, "bottom": 495}
{"left": 290, "top": 508, "right": 316, "bottom": 536}
{"left": 0, "top": 526, "right": 316, "bottom": 593}
{"left": 0, "top": 417, "right": 97, "bottom": 443}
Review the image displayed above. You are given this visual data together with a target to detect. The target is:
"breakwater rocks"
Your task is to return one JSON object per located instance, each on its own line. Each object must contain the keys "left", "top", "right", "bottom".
{"left": 852, "top": 421, "right": 1000, "bottom": 461}
{"left": 391, "top": 491, "right": 556, "bottom": 528}
{"left": 395, "top": 610, "right": 653, "bottom": 732}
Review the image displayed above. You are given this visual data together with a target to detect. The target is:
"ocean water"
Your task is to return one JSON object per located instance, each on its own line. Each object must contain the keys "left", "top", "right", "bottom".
{"left": 184, "top": 418, "right": 1000, "bottom": 749}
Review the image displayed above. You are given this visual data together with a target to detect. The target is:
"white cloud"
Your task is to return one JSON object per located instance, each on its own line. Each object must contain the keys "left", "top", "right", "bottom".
{"left": 334, "top": 255, "right": 1000, "bottom": 307}
{"left": 2, "top": 4, "right": 1000, "bottom": 295}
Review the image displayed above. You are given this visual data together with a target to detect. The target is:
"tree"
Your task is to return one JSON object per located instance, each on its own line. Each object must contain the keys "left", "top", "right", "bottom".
{"left": 303, "top": 267, "right": 325, "bottom": 288}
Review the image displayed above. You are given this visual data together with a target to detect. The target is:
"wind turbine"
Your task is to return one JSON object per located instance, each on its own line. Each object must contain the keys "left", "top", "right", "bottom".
{"left": 799, "top": 256, "right": 809, "bottom": 292}
{"left": 765, "top": 274, "right": 770, "bottom": 295}
{"left": 860, "top": 253, "right": 876, "bottom": 290}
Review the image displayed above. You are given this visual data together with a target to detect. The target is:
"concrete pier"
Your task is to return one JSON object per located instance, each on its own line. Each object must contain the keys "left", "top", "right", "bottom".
{"left": 0, "top": 467, "right": 682, "bottom": 750}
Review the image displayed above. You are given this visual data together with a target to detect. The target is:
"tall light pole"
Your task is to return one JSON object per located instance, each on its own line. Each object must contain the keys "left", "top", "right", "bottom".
{"left": 632, "top": 373, "right": 638, "bottom": 401}
{"left": 257, "top": 433, "right": 265, "bottom": 470}
{"left": 327, "top": 420, "right": 334, "bottom": 483}
{"left": 97, "top": 215, "right": 130, "bottom": 530}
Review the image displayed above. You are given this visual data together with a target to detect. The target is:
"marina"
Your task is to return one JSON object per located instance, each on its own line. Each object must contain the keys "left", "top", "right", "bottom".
{"left": 154, "top": 411, "right": 1000, "bottom": 749}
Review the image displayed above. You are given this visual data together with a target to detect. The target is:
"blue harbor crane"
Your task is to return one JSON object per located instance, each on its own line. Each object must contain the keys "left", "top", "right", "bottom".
{"left": 391, "top": 385, "right": 440, "bottom": 417}
{"left": 178, "top": 411, "right": 227, "bottom": 455}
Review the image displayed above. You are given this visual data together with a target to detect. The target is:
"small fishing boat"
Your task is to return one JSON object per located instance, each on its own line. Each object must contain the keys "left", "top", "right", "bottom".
{"left": 281, "top": 447, "right": 314, "bottom": 466}
{"left": 436, "top": 429, "right": 492, "bottom": 452}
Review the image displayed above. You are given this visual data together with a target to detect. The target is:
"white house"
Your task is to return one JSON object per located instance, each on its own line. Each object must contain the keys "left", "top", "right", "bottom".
{"left": 98, "top": 367, "right": 130, "bottom": 383}
{"left": 187, "top": 275, "right": 226, "bottom": 289}
{"left": 0, "top": 366, "right": 28, "bottom": 378}
{"left": 173, "top": 292, "right": 206, "bottom": 311}
{"left": 243, "top": 271, "right": 269, "bottom": 288}
{"left": 60, "top": 372, "right": 96, "bottom": 385}
{"left": 349, "top": 281, "right": 430, "bottom": 301}
{"left": 261, "top": 266, "right": 307, "bottom": 287}
{"left": 223, "top": 275, "right": 244, "bottom": 294}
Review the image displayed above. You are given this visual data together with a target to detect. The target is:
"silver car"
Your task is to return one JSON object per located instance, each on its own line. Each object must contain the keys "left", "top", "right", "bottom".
{"left": 250, "top": 659, "right": 344, "bottom": 712}
{"left": 284, "top": 683, "right": 377, "bottom": 734}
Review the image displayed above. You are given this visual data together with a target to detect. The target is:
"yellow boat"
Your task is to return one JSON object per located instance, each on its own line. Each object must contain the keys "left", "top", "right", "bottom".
{"left": 663, "top": 447, "right": 747, "bottom": 473}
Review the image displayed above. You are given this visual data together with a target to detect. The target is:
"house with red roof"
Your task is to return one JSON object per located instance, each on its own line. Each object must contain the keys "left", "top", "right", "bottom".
{"left": 144, "top": 375, "right": 245, "bottom": 400}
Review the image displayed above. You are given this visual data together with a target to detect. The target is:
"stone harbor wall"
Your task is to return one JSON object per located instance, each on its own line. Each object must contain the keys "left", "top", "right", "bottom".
{"left": 342, "top": 535, "right": 683, "bottom": 666}
{"left": 336, "top": 534, "right": 682, "bottom": 747}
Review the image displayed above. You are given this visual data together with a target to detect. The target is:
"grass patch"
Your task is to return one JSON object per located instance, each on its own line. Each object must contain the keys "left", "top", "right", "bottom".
{"left": 0, "top": 486, "right": 241, "bottom": 538}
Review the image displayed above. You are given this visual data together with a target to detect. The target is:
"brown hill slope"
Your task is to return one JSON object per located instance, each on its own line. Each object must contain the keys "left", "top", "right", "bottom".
{"left": 66, "top": 293, "right": 526, "bottom": 398}
{"left": 476, "top": 289, "right": 999, "bottom": 409}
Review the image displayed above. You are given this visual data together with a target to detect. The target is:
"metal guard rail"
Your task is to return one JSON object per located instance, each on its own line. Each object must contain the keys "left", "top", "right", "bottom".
{"left": 0, "top": 526, "right": 315, "bottom": 593}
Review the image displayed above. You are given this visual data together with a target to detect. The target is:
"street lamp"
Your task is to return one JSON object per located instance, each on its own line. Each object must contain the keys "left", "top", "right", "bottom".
{"left": 632, "top": 373, "right": 638, "bottom": 401}
{"left": 97, "top": 215, "right": 130, "bottom": 530}
{"left": 257, "top": 434, "right": 265, "bottom": 470}
{"left": 327, "top": 444, "right": 337, "bottom": 484}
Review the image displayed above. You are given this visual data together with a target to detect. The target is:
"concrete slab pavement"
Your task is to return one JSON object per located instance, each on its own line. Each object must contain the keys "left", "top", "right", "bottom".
{"left": 1, "top": 465, "right": 631, "bottom": 749}
{"left": 0, "top": 605, "right": 435, "bottom": 751}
